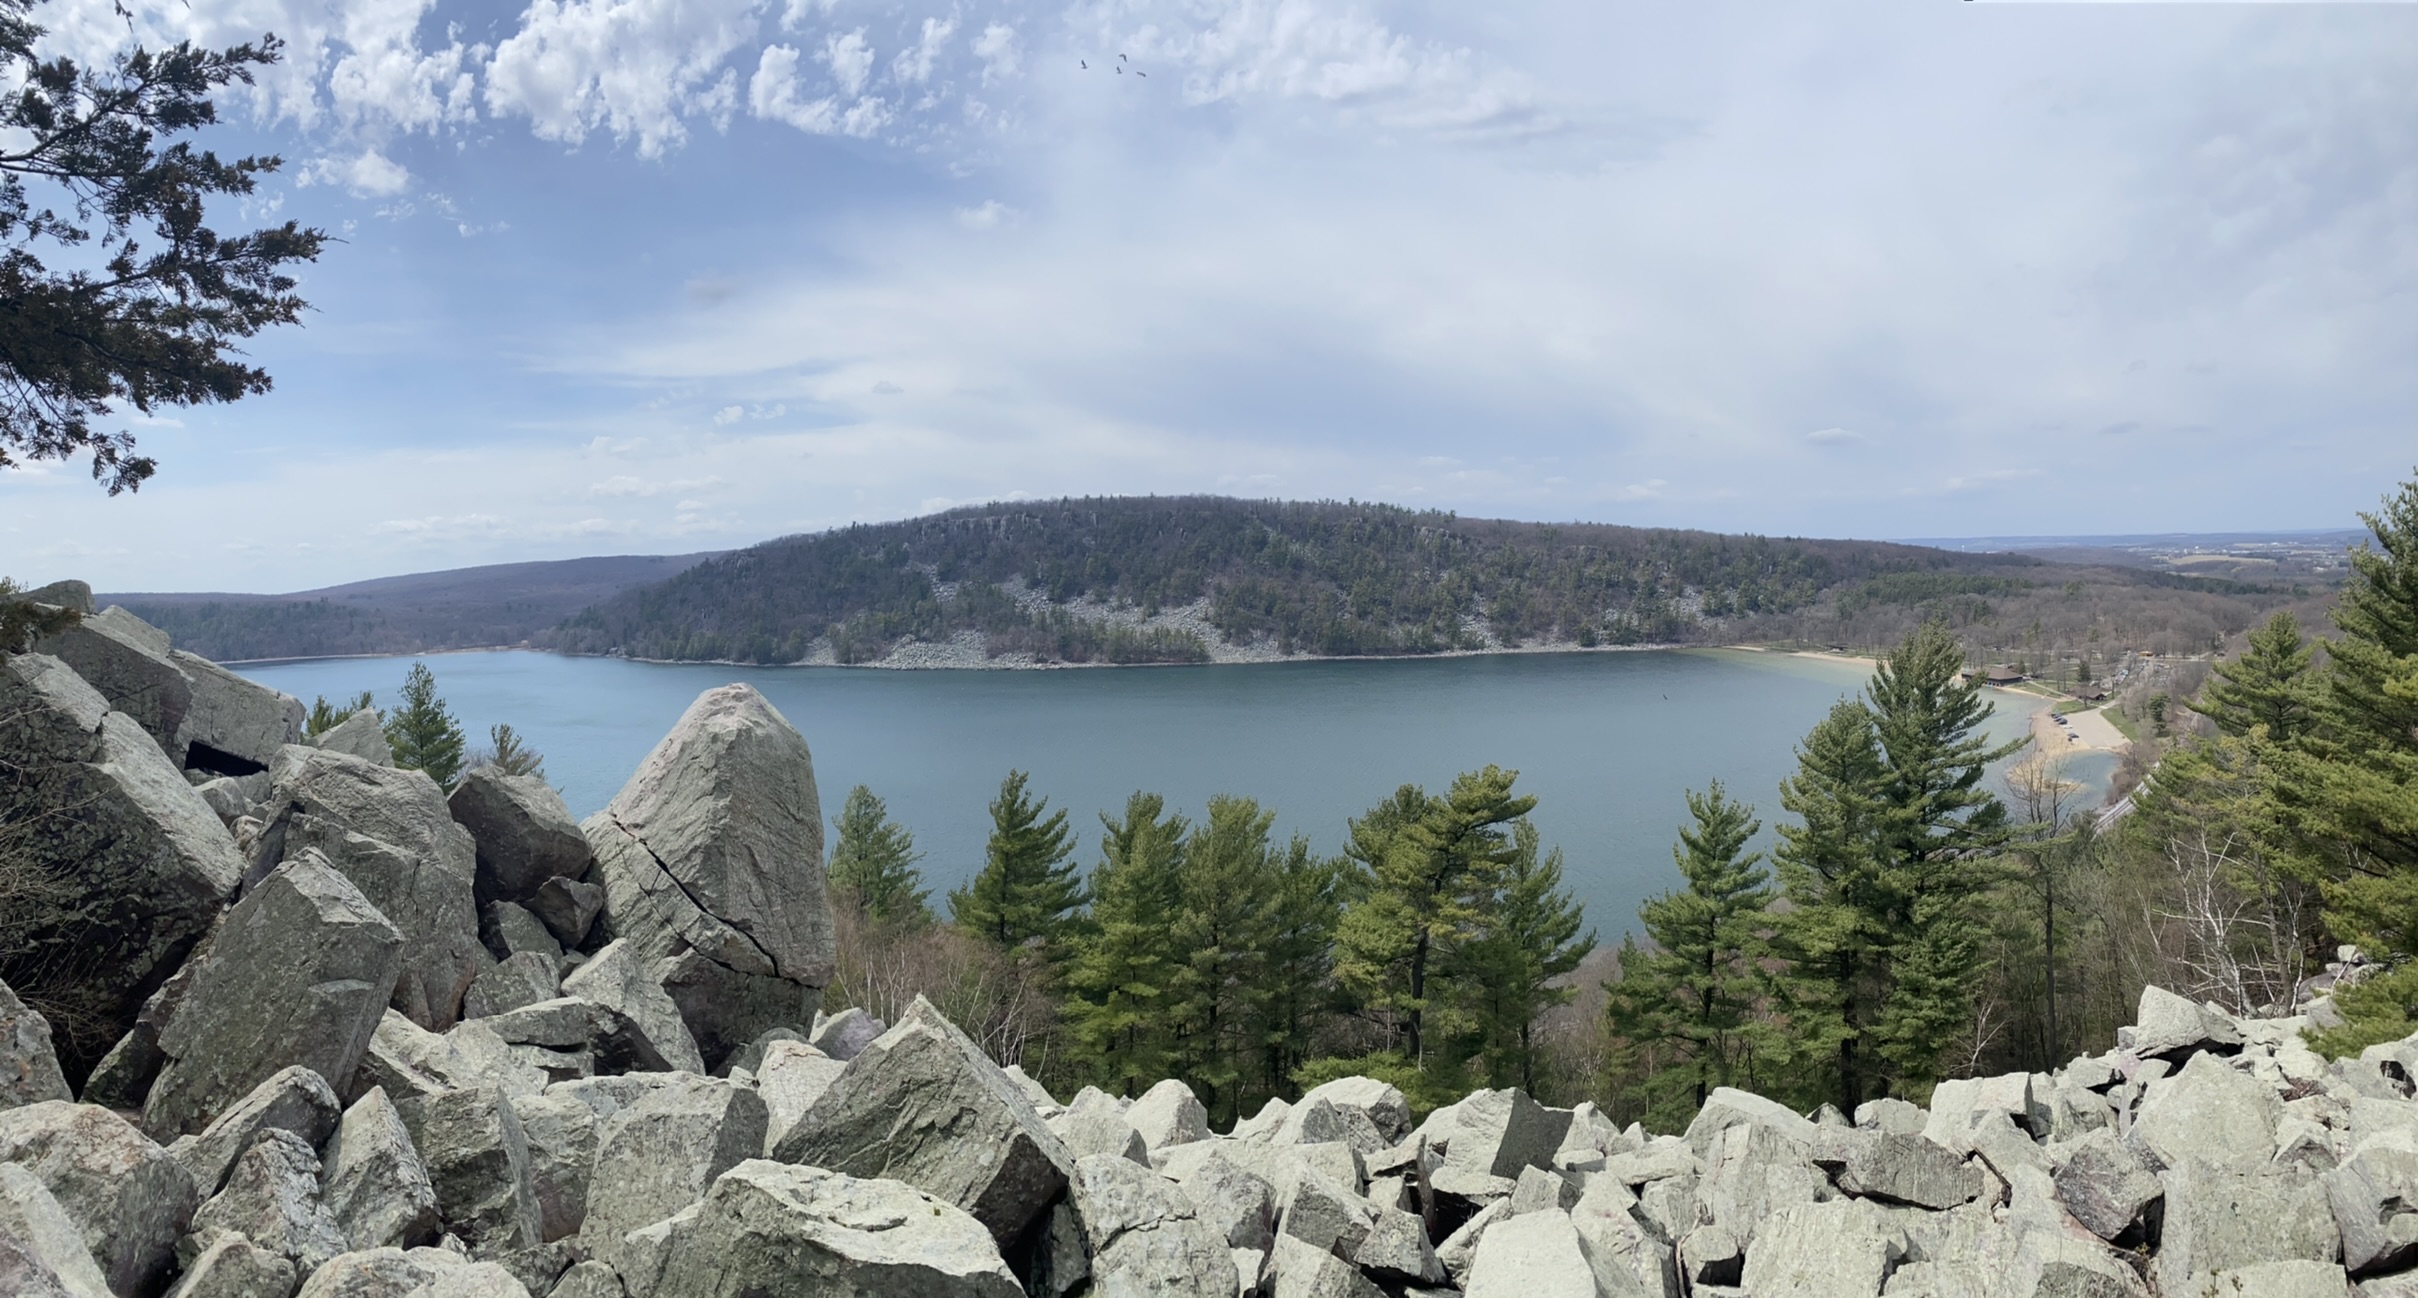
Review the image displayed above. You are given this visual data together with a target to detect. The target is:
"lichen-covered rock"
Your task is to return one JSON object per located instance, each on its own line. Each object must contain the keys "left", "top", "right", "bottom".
{"left": 395, "top": 1086, "right": 543, "bottom": 1258}
{"left": 257, "top": 746, "right": 486, "bottom": 1030}
{"left": 578, "top": 1075, "right": 766, "bottom": 1271}
{"left": 1463, "top": 1207, "right": 1636, "bottom": 1298}
{"left": 447, "top": 770, "right": 592, "bottom": 906}
{"left": 1298, "top": 1077, "right": 1411, "bottom": 1145}
{"left": 463, "top": 954, "right": 560, "bottom": 1022}
{"left": 1066, "top": 1152, "right": 1238, "bottom": 1298}
{"left": 33, "top": 607, "right": 193, "bottom": 751}
{"left": 584, "top": 685, "right": 833, "bottom": 1065}
{"left": 503, "top": 1093, "right": 596, "bottom": 1243}
{"left": 0, "top": 654, "right": 245, "bottom": 1061}
{"left": 527, "top": 879, "right": 605, "bottom": 952}
{"left": 144, "top": 851, "right": 404, "bottom": 1139}
{"left": 1174, "top": 1149, "right": 1276, "bottom": 1252}
{"left": 353, "top": 1012, "right": 547, "bottom": 1104}
{"left": 164, "top": 1234, "right": 298, "bottom": 1298}
{"left": 170, "top": 1064, "right": 342, "bottom": 1200}
{"left": 2128, "top": 985, "right": 2244, "bottom": 1061}
{"left": 0, "top": 975, "right": 72, "bottom": 1109}
{"left": 1436, "top": 1088, "right": 1569, "bottom": 1190}
{"left": 2153, "top": 1160, "right": 2339, "bottom": 1296}
{"left": 1051, "top": 1087, "right": 1150, "bottom": 1165}
{"left": 2127, "top": 1050, "right": 2281, "bottom": 1176}
{"left": 1509, "top": 1165, "right": 1581, "bottom": 1215}
{"left": 618, "top": 1160, "right": 1021, "bottom": 1298}
{"left": 1834, "top": 1132, "right": 1980, "bottom": 1210}
{"left": 2329, "top": 1135, "right": 2418, "bottom": 1276}
{"left": 2053, "top": 1129, "right": 2162, "bottom": 1243}
{"left": 0, "top": 1163, "right": 112, "bottom": 1298}
{"left": 0, "top": 1100, "right": 199, "bottom": 1297}
{"left": 1735, "top": 1198, "right": 1907, "bottom": 1298}
{"left": 1685, "top": 1086, "right": 1818, "bottom": 1159}
{"left": 1128, "top": 1078, "right": 1213, "bottom": 1155}
{"left": 1268, "top": 1233, "right": 1383, "bottom": 1298}
{"left": 322, "top": 1086, "right": 442, "bottom": 1251}
{"left": 770, "top": 995, "right": 1073, "bottom": 1247}
{"left": 186, "top": 1127, "right": 348, "bottom": 1273}
{"left": 290, "top": 1245, "right": 456, "bottom": 1298}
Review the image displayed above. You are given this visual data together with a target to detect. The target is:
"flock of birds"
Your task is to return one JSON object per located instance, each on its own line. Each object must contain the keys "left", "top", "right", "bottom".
{"left": 1080, "top": 53, "right": 1146, "bottom": 77}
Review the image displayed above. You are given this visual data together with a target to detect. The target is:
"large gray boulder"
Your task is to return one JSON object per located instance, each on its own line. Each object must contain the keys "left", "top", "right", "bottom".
{"left": 618, "top": 1160, "right": 1021, "bottom": 1298}
{"left": 502, "top": 1092, "right": 597, "bottom": 1243}
{"left": 2127, "top": 1050, "right": 2280, "bottom": 1174}
{"left": 0, "top": 975, "right": 72, "bottom": 1108}
{"left": 2128, "top": 985, "right": 2244, "bottom": 1060}
{"left": 578, "top": 1075, "right": 766, "bottom": 1271}
{"left": 558, "top": 943, "right": 704, "bottom": 1075}
{"left": 753, "top": 1041, "right": 845, "bottom": 1155}
{"left": 33, "top": 607, "right": 193, "bottom": 751}
{"left": 526, "top": 879, "right": 603, "bottom": 951}
{"left": 353, "top": 1012, "right": 547, "bottom": 1105}
{"left": 447, "top": 771, "right": 591, "bottom": 907}
{"left": 0, "top": 1237, "right": 79, "bottom": 1298}
{"left": 1735, "top": 1198, "right": 1906, "bottom": 1298}
{"left": 321, "top": 1086, "right": 441, "bottom": 1251}
{"left": 164, "top": 1235, "right": 297, "bottom": 1298}
{"left": 1128, "top": 1078, "right": 1213, "bottom": 1155}
{"left": 1834, "top": 1132, "right": 1981, "bottom": 1210}
{"left": 395, "top": 1086, "right": 543, "bottom": 1258}
{"left": 258, "top": 746, "right": 486, "bottom": 1030}
{"left": 1684, "top": 1086, "right": 1816, "bottom": 1159}
{"left": 583, "top": 685, "right": 833, "bottom": 1065}
{"left": 0, "top": 1100, "right": 199, "bottom": 1296}
{"left": 185, "top": 1128, "right": 349, "bottom": 1274}
{"left": 1298, "top": 1077, "right": 1410, "bottom": 1145}
{"left": 2052, "top": 1128, "right": 2162, "bottom": 1243}
{"left": 144, "top": 851, "right": 405, "bottom": 1138}
{"left": 1051, "top": 1086, "right": 1149, "bottom": 1164}
{"left": 0, "top": 654, "right": 245, "bottom": 1064}
{"left": 2153, "top": 1160, "right": 2340, "bottom": 1296}
{"left": 311, "top": 711, "right": 391, "bottom": 766}
{"left": 169, "top": 1065, "right": 342, "bottom": 1199}
{"left": 1463, "top": 1206, "right": 1638, "bottom": 1298}
{"left": 461, "top": 954, "right": 559, "bottom": 1022}
{"left": 0, "top": 1164, "right": 113, "bottom": 1298}
{"left": 169, "top": 652, "right": 304, "bottom": 775}
{"left": 770, "top": 995, "right": 1074, "bottom": 1247}
{"left": 1066, "top": 1153, "right": 1238, "bottom": 1298}
{"left": 1268, "top": 1232, "right": 1383, "bottom": 1298}
{"left": 1435, "top": 1088, "right": 1569, "bottom": 1191}
{"left": 2329, "top": 1135, "right": 2418, "bottom": 1276}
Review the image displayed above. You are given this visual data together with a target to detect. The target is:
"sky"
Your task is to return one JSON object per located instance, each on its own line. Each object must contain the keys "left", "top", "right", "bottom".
{"left": 3, "top": 0, "right": 2416, "bottom": 593}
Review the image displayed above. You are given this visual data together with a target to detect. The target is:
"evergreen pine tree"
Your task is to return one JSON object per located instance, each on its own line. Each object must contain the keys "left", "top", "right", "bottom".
{"left": 829, "top": 785, "right": 931, "bottom": 926}
{"left": 1473, "top": 819, "right": 1595, "bottom": 1093}
{"left": 384, "top": 663, "right": 466, "bottom": 790}
{"left": 949, "top": 770, "right": 1083, "bottom": 952}
{"left": 1167, "top": 795, "right": 1283, "bottom": 1122}
{"left": 1771, "top": 700, "right": 1888, "bottom": 1111}
{"left": 1063, "top": 792, "right": 1188, "bottom": 1094}
{"left": 2200, "top": 611, "right": 2317, "bottom": 741}
{"left": 1606, "top": 781, "right": 1772, "bottom": 1128}
{"left": 1250, "top": 835, "right": 1343, "bottom": 1102}
{"left": 1333, "top": 766, "right": 1534, "bottom": 1069}
{"left": 481, "top": 723, "right": 547, "bottom": 780}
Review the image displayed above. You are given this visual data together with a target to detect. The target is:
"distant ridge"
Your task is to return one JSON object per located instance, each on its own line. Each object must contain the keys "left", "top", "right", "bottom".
{"left": 105, "top": 552, "right": 722, "bottom": 661}
{"left": 538, "top": 496, "right": 2041, "bottom": 666}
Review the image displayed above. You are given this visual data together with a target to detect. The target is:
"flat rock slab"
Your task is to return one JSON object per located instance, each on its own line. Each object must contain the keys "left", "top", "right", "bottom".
{"left": 1836, "top": 1133, "right": 1981, "bottom": 1210}
{"left": 144, "top": 852, "right": 404, "bottom": 1139}
{"left": 169, "top": 1065, "right": 341, "bottom": 1200}
{"left": 579, "top": 1075, "right": 767, "bottom": 1272}
{"left": 396, "top": 1085, "right": 543, "bottom": 1259}
{"left": 448, "top": 770, "right": 592, "bottom": 906}
{"left": 620, "top": 1160, "right": 1022, "bottom": 1298}
{"left": 771, "top": 995, "right": 1073, "bottom": 1247}
{"left": 0, "top": 1163, "right": 113, "bottom": 1298}
{"left": 322, "top": 1086, "right": 442, "bottom": 1251}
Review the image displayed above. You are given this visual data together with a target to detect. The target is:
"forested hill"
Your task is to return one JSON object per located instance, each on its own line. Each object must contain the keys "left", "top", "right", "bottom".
{"left": 537, "top": 497, "right": 2051, "bottom": 665}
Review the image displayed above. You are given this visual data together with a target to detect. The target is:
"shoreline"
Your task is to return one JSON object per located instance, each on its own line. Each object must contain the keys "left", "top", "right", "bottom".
{"left": 221, "top": 638, "right": 1726, "bottom": 671}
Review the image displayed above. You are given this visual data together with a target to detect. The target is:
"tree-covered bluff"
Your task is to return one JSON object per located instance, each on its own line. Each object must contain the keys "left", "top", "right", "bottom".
{"left": 539, "top": 496, "right": 2041, "bottom": 665}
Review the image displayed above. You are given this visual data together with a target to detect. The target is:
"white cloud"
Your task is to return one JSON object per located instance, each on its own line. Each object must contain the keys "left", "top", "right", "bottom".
{"left": 483, "top": 0, "right": 765, "bottom": 158}
{"left": 750, "top": 42, "right": 891, "bottom": 137}
{"left": 1805, "top": 428, "right": 1866, "bottom": 447}
{"left": 822, "top": 29, "right": 875, "bottom": 98}
{"left": 713, "top": 405, "right": 745, "bottom": 425}
{"left": 894, "top": 17, "right": 957, "bottom": 86}
{"left": 955, "top": 201, "right": 1013, "bottom": 230}
{"left": 972, "top": 23, "right": 1021, "bottom": 86}
{"left": 301, "top": 148, "right": 414, "bottom": 198}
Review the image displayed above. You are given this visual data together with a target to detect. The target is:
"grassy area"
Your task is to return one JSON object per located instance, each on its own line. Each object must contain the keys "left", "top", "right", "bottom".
{"left": 2099, "top": 708, "right": 2143, "bottom": 741}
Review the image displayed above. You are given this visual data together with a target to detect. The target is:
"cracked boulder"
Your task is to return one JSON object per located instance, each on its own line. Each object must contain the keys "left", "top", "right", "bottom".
{"left": 583, "top": 684, "right": 834, "bottom": 1067}
{"left": 184, "top": 1128, "right": 348, "bottom": 1274}
{"left": 168, "top": 1065, "right": 342, "bottom": 1200}
{"left": 578, "top": 1075, "right": 766, "bottom": 1272}
{"left": 256, "top": 746, "right": 487, "bottom": 1030}
{"left": 395, "top": 1086, "right": 543, "bottom": 1259}
{"left": 168, "top": 652, "right": 305, "bottom": 776}
{"left": 143, "top": 851, "right": 404, "bottom": 1139}
{"left": 1067, "top": 1152, "right": 1238, "bottom": 1298}
{"left": 0, "top": 1100, "right": 199, "bottom": 1297}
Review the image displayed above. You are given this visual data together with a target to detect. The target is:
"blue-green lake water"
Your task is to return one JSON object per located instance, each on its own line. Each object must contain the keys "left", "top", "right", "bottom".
{"left": 236, "top": 649, "right": 2109, "bottom": 942}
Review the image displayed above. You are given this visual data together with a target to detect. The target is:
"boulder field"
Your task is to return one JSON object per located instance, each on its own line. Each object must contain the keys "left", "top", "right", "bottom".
{"left": 6, "top": 604, "right": 2418, "bottom": 1298}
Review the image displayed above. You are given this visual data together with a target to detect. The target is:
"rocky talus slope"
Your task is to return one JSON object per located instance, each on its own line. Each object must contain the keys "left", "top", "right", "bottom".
{"left": 4, "top": 597, "right": 2418, "bottom": 1298}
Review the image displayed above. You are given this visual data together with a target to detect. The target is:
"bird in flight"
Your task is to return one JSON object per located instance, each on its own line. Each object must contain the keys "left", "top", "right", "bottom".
{"left": 1136, "top": 70, "right": 1147, "bottom": 77}
{"left": 1080, "top": 59, "right": 1088, "bottom": 68}
{"left": 1120, "top": 53, "right": 1128, "bottom": 61}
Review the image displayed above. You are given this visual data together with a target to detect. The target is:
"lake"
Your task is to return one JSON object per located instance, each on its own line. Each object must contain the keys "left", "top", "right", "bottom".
{"left": 236, "top": 649, "right": 2109, "bottom": 942}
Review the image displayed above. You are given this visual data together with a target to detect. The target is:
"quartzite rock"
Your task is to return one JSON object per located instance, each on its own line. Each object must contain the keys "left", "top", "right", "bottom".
{"left": 1298, "top": 1077, "right": 1412, "bottom": 1145}
{"left": 1735, "top": 1199, "right": 1907, "bottom": 1298}
{"left": 164, "top": 1235, "right": 297, "bottom": 1298}
{"left": 1174, "top": 1149, "right": 1277, "bottom": 1251}
{"left": 354, "top": 1012, "right": 546, "bottom": 1104}
{"left": 2127, "top": 1050, "right": 2280, "bottom": 1175}
{"left": 0, "top": 654, "right": 245, "bottom": 1059}
{"left": 1128, "top": 1077, "right": 1213, "bottom": 1154}
{"left": 806, "top": 1007, "right": 882, "bottom": 1062}
{"left": 1462, "top": 1207, "right": 1635, "bottom": 1298}
{"left": 2152, "top": 1160, "right": 2339, "bottom": 1297}
{"left": 462, "top": 954, "right": 559, "bottom": 1022}
{"left": 259, "top": 746, "right": 486, "bottom": 1030}
{"left": 170, "top": 1065, "right": 342, "bottom": 1199}
{"left": 0, "top": 975, "right": 72, "bottom": 1109}
{"left": 2129, "top": 985, "right": 2244, "bottom": 1061}
{"left": 527, "top": 878, "right": 604, "bottom": 950}
{"left": 447, "top": 770, "right": 592, "bottom": 906}
{"left": 502, "top": 1092, "right": 597, "bottom": 1243}
{"left": 771, "top": 995, "right": 1074, "bottom": 1246}
{"left": 578, "top": 1075, "right": 767, "bottom": 1270}
{"left": 1052, "top": 1087, "right": 1150, "bottom": 1164}
{"left": 620, "top": 1160, "right": 1022, "bottom": 1298}
{"left": 480, "top": 904, "right": 561, "bottom": 965}
{"left": 1439, "top": 1088, "right": 1570, "bottom": 1185}
{"left": 1269, "top": 1233, "right": 1384, "bottom": 1298}
{"left": 321, "top": 1086, "right": 442, "bottom": 1251}
{"left": 0, "top": 1100, "right": 199, "bottom": 1297}
{"left": 558, "top": 943, "right": 703, "bottom": 1075}
{"left": 584, "top": 684, "right": 834, "bottom": 1064}
{"left": 1835, "top": 1132, "right": 1981, "bottom": 1210}
{"left": 2053, "top": 1129, "right": 2162, "bottom": 1243}
{"left": 169, "top": 651, "right": 304, "bottom": 775}
{"left": 0, "top": 1163, "right": 112, "bottom": 1298}
{"left": 144, "top": 852, "right": 404, "bottom": 1138}
{"left": 2329, "top": 1136, "right": 2418, "bottom": 1275}
{"left": 185, "top": 1128, "right": 348, "bottom": 1273}
{"left": 312, "top": 711, "right": 392, "bottom": 766}
{"left": 396, "top": 1086, "right": 543, "bottom": 1258}
{"left": 1067, "top": 1152, "right": 1238, "bottom": 1298}
{"left": 33, "top": 607, "right": 193, "bottom": 751}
